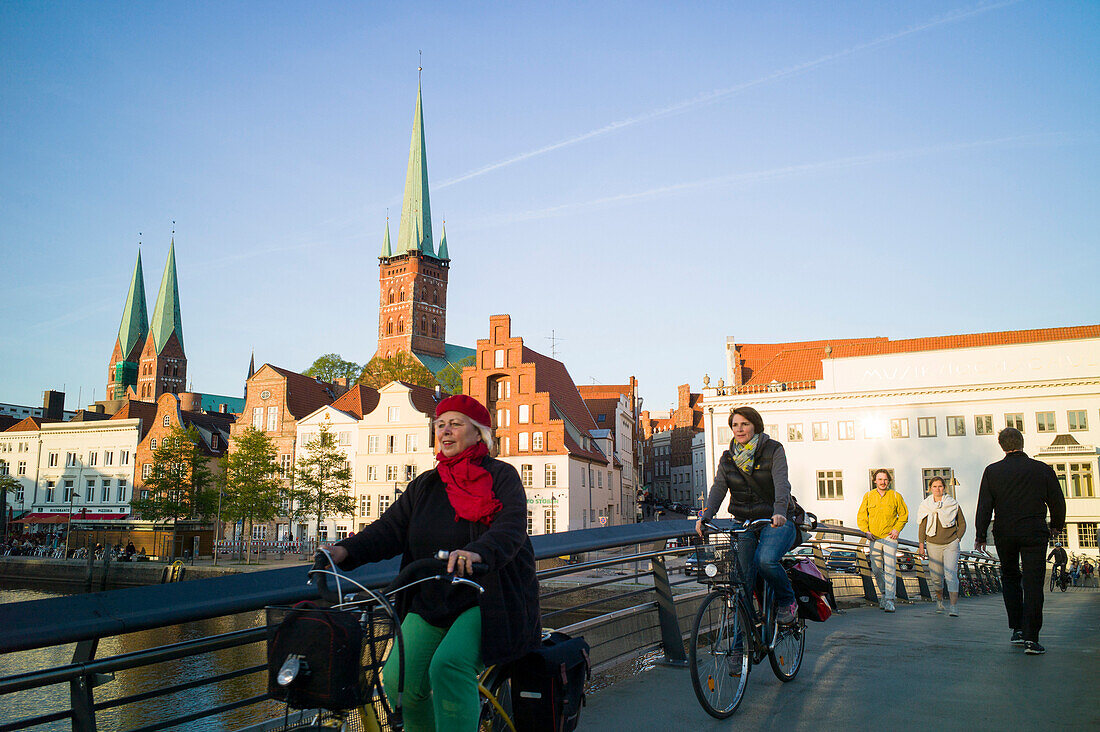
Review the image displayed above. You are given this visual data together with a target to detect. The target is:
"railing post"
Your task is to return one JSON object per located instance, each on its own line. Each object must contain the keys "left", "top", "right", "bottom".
{"left": 650, "top": 556, "right": 687, "bottom": 666}
{"left": 70, "top": 638, "right": 98, "bottom": 732}
{"left": 915, "top": 555, "right": 932, "bottom": 600}
{"left": 857, "top": 540, "right": 879, "bottom": 604}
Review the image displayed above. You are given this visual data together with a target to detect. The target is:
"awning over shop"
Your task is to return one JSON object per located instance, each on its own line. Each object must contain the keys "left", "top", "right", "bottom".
{"left": 71, "top": 513, "right": 129, "bottom": 522}
{"left": 17, "top": 513, "right": 71, "bottom": 524}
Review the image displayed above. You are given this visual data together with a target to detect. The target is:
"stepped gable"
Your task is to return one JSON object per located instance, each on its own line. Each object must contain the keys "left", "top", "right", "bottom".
{"left": 737, "top": 324, "right": 1100, "bottom": 386}
{"left": 330, "top": 385, "right": 381, "bottom": 419}
{"left": 520, "top": 346, "right": 605, "bottom": 462}
{"left": 267, "top": 366, "right": 338, "bottom": 419}
{"left": 109, "top": 400, "right": 161, "bottom": 439}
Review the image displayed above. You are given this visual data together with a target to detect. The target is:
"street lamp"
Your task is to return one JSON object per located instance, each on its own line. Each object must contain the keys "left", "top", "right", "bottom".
{"left": 212, "top": 480, "right": 224, "bottom": 566}
{"left": 64, "top": 488, "right": 81, "bottom": 559}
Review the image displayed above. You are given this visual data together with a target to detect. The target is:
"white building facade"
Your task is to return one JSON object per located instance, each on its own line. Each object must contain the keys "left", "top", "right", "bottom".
{"left": 701, "top": 330, "right": 1100, "bottom": 560}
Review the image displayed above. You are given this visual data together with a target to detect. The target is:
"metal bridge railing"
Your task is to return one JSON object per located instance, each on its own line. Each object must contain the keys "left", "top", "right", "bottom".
{"left": 0, "top": 520, "right": 1002, "bottom": 732}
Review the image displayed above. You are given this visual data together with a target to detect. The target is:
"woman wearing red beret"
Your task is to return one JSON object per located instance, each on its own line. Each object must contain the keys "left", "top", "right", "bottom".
{"left": 327, "top": 394, "right": 540, "bottom": 732}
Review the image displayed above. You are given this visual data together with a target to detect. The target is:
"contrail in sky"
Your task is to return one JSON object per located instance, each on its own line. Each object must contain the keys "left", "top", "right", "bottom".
{"left": 436, "top": 0, "right": 1023, "bottom": 190}
{"left": 473, "top": 133, "right": 1061, "bottom": 226}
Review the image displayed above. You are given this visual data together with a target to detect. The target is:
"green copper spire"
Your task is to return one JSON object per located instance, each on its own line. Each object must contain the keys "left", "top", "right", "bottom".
{"left": 396, "top": 81, "right": 434, "bottom": 256}
{"left": 149, "top": 239, "right": 184, "bottom": 354}
{"left": 117, "top": 251, "right": 149, "bottom": 357}
{"left": 437, "top": 221, "right": 449, "bottom": 260}
{"left": 380, "top": 219, "right": 393, "bottom": 258}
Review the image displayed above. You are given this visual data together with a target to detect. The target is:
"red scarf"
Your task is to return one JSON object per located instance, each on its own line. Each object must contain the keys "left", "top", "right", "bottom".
{"left": 435, "top": 442, "right": 501, "bottom": 525}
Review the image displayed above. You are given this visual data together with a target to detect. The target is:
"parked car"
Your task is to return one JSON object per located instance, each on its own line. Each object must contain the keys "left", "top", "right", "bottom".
{"left": 786, "top": 546, "right": 817, "bottom": 559}
{"left": 825, "top": 549, "right": 860, "bottom": 574}
{"left": 897, "top": 550, "right": 917, "bottom": 573}
{"left": 684, "top": 547, "right": 715, "bottom": 577}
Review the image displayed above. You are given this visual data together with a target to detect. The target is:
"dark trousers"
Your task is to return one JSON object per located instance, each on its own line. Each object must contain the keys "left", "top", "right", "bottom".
{"left": 995, "top": 535, "right": 1047, "bottom": 641}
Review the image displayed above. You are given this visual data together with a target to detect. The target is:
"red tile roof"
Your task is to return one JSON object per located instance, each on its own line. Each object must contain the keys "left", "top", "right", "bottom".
{"left": 110, "top": 400, "right": 159, "bottom": 439}
{"left": 581, "top": 397, "right": 620, "bottom": 427}
{"left": 576, "top": 384, "right": 632, "bottom": 400}
{"left": 4, "top": 416, "right": 59, "bottom": 432}
{"left": 522, "top": 347, "right": 606, "bottom": 462}
{"left": 737, "top": 325, "right": 1100, "bottom": 386}
{"left": 400, "top": 382, "right": 444, "bottom": 417}
{"left": 268, "top": 365, "right": 339, "bottom": 419}
{"left": 330, "top": 385, "right": 380, "bottom": 419}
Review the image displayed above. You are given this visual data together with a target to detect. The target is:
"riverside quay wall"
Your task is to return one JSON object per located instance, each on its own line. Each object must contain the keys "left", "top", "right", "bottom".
{"left": 0, "top": 556, "right": 241, "bottom": 591}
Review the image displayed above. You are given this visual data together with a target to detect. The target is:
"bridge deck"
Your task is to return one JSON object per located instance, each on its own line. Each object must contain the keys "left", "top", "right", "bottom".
{"left": 584, "top": 592, "right": 1099, "bottom": 730}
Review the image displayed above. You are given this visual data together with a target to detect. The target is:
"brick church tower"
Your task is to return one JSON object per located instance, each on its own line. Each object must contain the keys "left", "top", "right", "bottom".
{"left": 133, "top": 241, "right": 187, "bottom": 399}
{"left": 375, "top": 80, "right": 452, "bottom": 362}
{"left": 107, "top": 251, "right": 149, "bottom": 399}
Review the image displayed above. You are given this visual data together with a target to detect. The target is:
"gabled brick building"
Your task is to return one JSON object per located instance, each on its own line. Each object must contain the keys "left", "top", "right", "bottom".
{"left": 459, "top": 315, "right": 624, "bottom": 532}
{"left": 640, "top": 383, "right": 704, "bottom": 506}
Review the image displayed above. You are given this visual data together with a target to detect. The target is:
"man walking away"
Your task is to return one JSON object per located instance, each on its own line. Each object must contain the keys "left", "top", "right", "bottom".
{"left": 858, "top": 469, "right": 909, "bottom": 613}
{"left": 975, "top": 427, "right": 1066, "bottom": 655}
{"left": 1046, "top": 543, "right": 1067, "bottom": 587}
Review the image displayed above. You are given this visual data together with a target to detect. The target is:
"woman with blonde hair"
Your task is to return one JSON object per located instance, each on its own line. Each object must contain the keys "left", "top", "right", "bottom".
{"left": 918, "top": 476, "right": 966, "bottom": 616}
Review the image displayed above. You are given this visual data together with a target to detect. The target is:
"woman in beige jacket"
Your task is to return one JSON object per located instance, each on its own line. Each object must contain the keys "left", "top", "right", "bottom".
{"left": 918, "top": 477, "right": 966, "bottom": 616}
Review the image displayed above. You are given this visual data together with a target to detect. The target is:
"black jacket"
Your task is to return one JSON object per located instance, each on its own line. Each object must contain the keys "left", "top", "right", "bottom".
{"left": 1047, "top": 546, "right": 1068, "bottom": 564}
{"left": 975, "top": 451, "right": 1066, "bottom": 543}
{"left": 335, "top": 456, "right": 541, "bottom": 666}
{"left": 702, "top": 435, "right": 792, "bottom": 521}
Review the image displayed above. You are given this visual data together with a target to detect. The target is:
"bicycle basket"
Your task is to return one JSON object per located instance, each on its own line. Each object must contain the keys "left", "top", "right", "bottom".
{"left": 695, "top": 540, "right": 741, "bottom": 584}
{"left": 266, "top": 603, "right": 394, "bottom": 712}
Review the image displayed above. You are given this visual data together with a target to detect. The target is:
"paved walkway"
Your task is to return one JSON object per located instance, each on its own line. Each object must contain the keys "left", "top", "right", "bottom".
{"left": 584, "top": 592, "right": 1100, "bottom": 731}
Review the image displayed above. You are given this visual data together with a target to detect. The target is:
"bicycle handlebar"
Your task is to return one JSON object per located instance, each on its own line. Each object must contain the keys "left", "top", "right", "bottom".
{"left": 308, "top": 550, "right": 487, "bottom": 606}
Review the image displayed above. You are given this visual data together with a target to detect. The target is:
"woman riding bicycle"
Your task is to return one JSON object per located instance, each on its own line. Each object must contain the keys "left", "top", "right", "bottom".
{"left": 324, "top": 394, "right": 541, "bottom": 732}
{"left": 695, "top": 406, "right": 800, "bottom": 625}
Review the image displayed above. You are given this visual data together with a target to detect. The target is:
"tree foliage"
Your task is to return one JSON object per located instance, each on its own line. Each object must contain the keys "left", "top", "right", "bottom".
{"left": 131, "top": 426, "right": 216, "bottom": 524}
{"left": 358, "top": 352, "right": 435, "bottom": 389}
{"left": 436, "top": 355, "right": 475, "bottom": 395}
{"left": 304, "top": 353, "right": 362, "bottom": 384}
{"left": 0, "top": 474, "right": 18, "bottom": 494}
{"left": 222, "top": 427, "right": 282, "bottom": 563}
{"left": 290, "top": 424, "right": 354, "bottom": 540}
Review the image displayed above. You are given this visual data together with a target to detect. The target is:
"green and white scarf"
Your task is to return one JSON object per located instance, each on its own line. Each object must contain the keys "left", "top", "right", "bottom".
{"left": 731, "top": 433, "right": 761, "bottom": 475}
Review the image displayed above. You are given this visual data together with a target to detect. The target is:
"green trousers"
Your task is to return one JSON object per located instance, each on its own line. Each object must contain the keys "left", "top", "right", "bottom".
{"left": 381, "top": 607, "right": 484, "bottom": 732}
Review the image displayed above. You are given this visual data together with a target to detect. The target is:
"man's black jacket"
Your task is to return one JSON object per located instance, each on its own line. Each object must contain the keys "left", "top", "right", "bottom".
{"left": 975, "top": 451, "right": 1066, "bottom": 543}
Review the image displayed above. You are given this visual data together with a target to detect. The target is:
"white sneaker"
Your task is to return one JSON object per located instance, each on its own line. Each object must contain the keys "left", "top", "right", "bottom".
{"left": 879, "top": 597, "right": 885, "bottom": 609}
{"left": 948, "top": 606, "right": 958, "bottom": 617}
{"left": 884, "top": 599, "right": 896, "bottom": 613}
{"left": 936, "top": 600, "right": 945, "bottom": 613}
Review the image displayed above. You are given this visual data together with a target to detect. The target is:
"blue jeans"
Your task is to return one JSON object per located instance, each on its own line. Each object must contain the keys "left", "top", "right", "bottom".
{"left": 734, "top": 520, "right": 797, "bottom": 607}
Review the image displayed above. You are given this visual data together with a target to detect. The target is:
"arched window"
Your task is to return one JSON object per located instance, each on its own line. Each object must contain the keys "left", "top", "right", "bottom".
{"left": 421, "top": 316, "right": 427, "bottom": 334}
{"left": 388, "top": 289, "right": 394, "bottom": 304}
{"left": 431, "top": 319, "right": 438, "bottom": 337}
{"left": 399, "top": 288, "right": 405, "bottom": 302}
{"left": 432, "top": 289, "right": 438, "bottom": 305}
{"left": 397, "top": 318, "right": 404, "bottom": 334}
{"left": 386, "top": 319, "right": 393, "bottom": 335}
{"left": 150, "top": 439, "right": 157, "bottom": 450}
{"left": 164, "top": 363, "right": 171, "bottom": 375}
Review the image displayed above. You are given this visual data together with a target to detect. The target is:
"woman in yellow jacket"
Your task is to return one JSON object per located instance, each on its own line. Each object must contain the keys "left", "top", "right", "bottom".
{"left": 857, "top": 469, "right": 909, "bottom": 612}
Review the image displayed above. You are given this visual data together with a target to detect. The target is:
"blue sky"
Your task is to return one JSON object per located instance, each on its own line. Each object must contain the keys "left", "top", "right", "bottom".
{"left": 1, "top": 1, "right": 1097, "bottom": 413}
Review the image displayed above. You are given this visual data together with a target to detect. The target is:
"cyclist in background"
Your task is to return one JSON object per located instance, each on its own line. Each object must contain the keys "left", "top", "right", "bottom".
{"left": 695, "top": 406, "right": 801, "bottom": 625}
{"left": 1047, "top": 543, "right": 1067, "bottom": 588}
{"left": 324, "top": 395, "right": 541, "bottom": 732}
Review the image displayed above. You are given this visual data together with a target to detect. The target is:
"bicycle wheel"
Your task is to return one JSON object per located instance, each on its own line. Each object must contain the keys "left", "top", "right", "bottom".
{"left": 478, "top": 666, "right": 515, "bottom": 732}
{"left": 1049, "top": 573, "right": 1056, "bottom": 592}
{"left": 689, "top": 590, "right": 751, "bottom": 719}
{"left": 768, "top": 615, "right": 805, "bottom": 682}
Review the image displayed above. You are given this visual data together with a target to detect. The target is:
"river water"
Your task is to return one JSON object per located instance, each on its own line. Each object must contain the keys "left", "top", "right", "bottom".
{"left": 0, "top": 584, "right": 285, "bottom": 731}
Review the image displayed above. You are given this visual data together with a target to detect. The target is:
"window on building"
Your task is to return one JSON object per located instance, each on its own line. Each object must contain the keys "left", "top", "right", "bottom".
{"left": 975, "top": 415, "right": 994, "bottom": 435}
{"left": 838, "top": 421, "right": 855, "bottom": 440}
{"left": 252, "top": 407, "right": 264, "bottom": 431}
{"left": 150, "top": 439, "right": 158, "bottom": 450}
{"left": 502, "top": 436, "right": 510, "bottom": 454}
{"left": 519, "top": 432, "right": 529, "bottom": 451}
{"left": 367, "top": 465, "right": 378, "bottom": 481}
{"left": 597, "top": 471, "right": 603, "bottom": 488}
{"left": 1078, "top": 522, "right": 1098, "bottom": 549}
{"left": 1050, "top": 526, "right": 1068, "bottom": 546}
{"left": 526, "top": 510, "right": 533, "bottom": 535}
{"left": 45, "top": 481, "right": 55, "bottom": 502}
{"left": 1036, "top": 412, "right": 1056, "bottom": 433}
{"left": 812, "top": 422, "right": 829, "bottom": 441}
{"left": 946, "top": 416, "right": 966, "bottom": 437}
{"left": 118, "top": 480, "right": 127, "bottom": 502}
{"left": 1052, "top": 462, "right": 1095, "bottom": 498}
{"left": 787, "top": 424, "right": 803, "bottom": 442}
{"left": 518, "top": 404, "right": 530, "bottom": 423}
{"left": 890, "top": 418, "right": 909, "bottom": 439}
{"left": 388, "top": 406, "right": 400, "bottom": 422}
{"left": 917, "top": 417, "right": 936, "bottom": 437}
{"left": 120, "top": 450, "right": 130, "bottom": 465}
{"left": 337, "top": 431, "right": 350, "bottom": 446}
{"left": 922, "top": 468, "right": 955, "bottom": 497}
{"left": 406, "top": 434, "right": 417, "bottom": 452}
{"left": 521, "top": 464, "right": 533, "bottom": 488}
{"left": 1005, "top": 413, "right": 1024, "bottom": 431}
{"left": 87, "top": 451, "right": 97, "bottom": 467}
{"left": 532, "top": 432, "right": 543, "bottom": 451}
{"left": 495, "top": 350, "right": 505, "bottom": 368}
{"left": 386, "top": 465, "right": 399, "bottom": 481}
{"left": 143, "top": 464, "right": 152, "bottom": 479}
{"left": 379, "top": 495, "right": 391, "bottom": 514}
{"left": 368, "top": 435, "right": 380, "bottom": 454}
{"left": 64, "top": 480, "right": 75, "bottom": 503}
{"left": 360, "top": 495, "right": 371, "bottom": 517}
{"left": 581, "top": 470, "right": 585, "bottom": 487}
{"left": 387, "top": 435, "right": 396, "bottom": 453}
{"left": 101, "top": 480, "right": 111, "bottom": 502}
{"left": 405, "top": 465, "right": 417, "bottom": 481}
{"left": 15, "top": 483, "right": 23, "bottom": 503}
{"left": 545, "top": 464, "right": 557, "bottom": 487}
{"left": 48, "top": 452, "right": 58, "bottom": 467}
{"left": 817, "top": 470, "right": 843, "bottom": 499}
{"left": 17, "top": 461, "right": 26, "bottom": 476}
{"left": 66, "top": 452, "right": 78, "bottom": 467}
{"left": 1065, "top": 409, "right": 1087, "bottom": 431}
{"left": 316, "top": 524, "right": 326, "bottom": 543}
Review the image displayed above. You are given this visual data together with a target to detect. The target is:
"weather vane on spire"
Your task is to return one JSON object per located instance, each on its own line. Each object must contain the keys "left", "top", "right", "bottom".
{"left": 171, "top": 220, "right": 175, "bottom": 236}
{"left": 418, "top": 50, "right": 423, "bottom": 81}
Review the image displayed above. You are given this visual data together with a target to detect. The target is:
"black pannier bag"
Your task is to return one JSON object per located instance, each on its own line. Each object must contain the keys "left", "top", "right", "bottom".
{"left": 511, "top": 631, "right": 590, "bottom": 732}
{"left": 784, "top": 558, "right": 835, "bottom": 622}
{"left": 266, "top": 602, "right": 374, "bottom": 711}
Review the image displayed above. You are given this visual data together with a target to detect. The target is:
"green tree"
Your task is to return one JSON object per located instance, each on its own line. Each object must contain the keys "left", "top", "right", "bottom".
{"left": 290, "top": 424, "right": 354, "bottom": 541}
{"left": 131, "top": 426, "right": 216, "bottom": 557}
{"left": 304, "top": 353, "right": 361, "bottom": 384}
{"left": 358, "top": 352, "right": 435, "bottom": 389}
{"left": 436, "top": 355, "right": 475, "bottom": 395}
{"left": 222, "top": 427, "right": 282, "bottom": 564}
{"left": 0, "top": 473, "right": 17, "bottom": 540}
